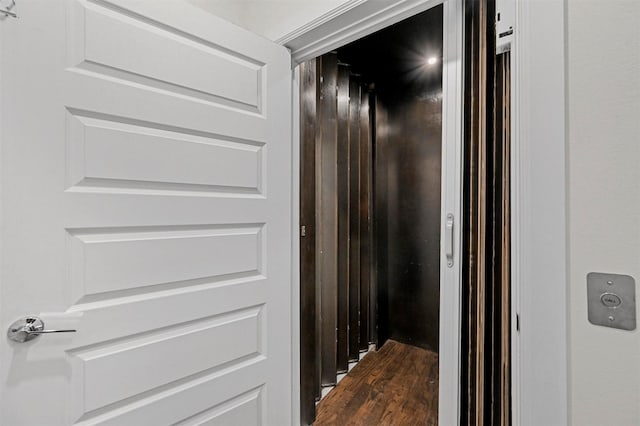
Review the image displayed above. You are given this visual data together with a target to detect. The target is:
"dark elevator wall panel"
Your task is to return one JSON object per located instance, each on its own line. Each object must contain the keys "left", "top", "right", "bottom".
{"left": 373, "top": 101, "right": 389, "bottom": 346}
{"left": 347, "top": 79, "right": 361, "bottom": 361}
{"left": 299, "top": 59, "right": 318, "bottom": 422}
{"left": 359, "top": 89, "right": 372, "bottom": 351}
{"left": 384, "top": 96, "right": 442, "bottom": 351}
{"left": 336, "top": 65, "right": 350, "bottom": 373}
{"left": 369, "top": 92, "right": 378, "bottom": 347}
{"left": 318, "top": 53, "right": 338, "bottom": 386}
{"left": 338, "top": 5, "right": 444, "bottom": 351}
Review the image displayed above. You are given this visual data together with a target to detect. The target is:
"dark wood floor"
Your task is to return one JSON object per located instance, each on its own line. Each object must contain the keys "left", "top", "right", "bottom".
{"left": 314, "top": 340, "right": 438, "bottom": 426}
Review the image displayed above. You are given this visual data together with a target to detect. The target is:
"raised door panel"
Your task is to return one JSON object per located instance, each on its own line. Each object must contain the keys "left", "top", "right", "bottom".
{"left": 70, "top": 0, "right": 264, "bottom": 113}
{"left": 71, "top": 307, "right": 263, "bottom": 415}
{"left": 67, "top": 112, "right": 264, "bottom": 196}
{"left": 67, "top": 224, "right": 263, "bottom": 299}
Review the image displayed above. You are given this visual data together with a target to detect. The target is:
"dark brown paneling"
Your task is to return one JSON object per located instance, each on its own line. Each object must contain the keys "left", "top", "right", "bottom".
{"left": 462, "top": 2, "right": 513, "bottom": 425}
{"left": 336, "top": 65, "right": 351, "bottom": 373}
{"left": 499, "top": 53, "right": 512, "bottom": 426}
{"left": 373, "top": 97, "right": 389, "bottom": 348}
{"left": 461, "top": 0, "right": 491, "bottom": 423}
{"left": 337, "top": 6, "right": 444, "bottom": 352}
{"left": 314, "top": 58, "right": 324, "bottom": 402}
{"left": 299, "top": 59, "right": 318, "bottom": 424}
{"left": 359, "top": 88, "right": 371, "bottom": 351}
{"left": 347, "top": 78, "right": 361, "bottom": 361}
{"left": 491, "top": 50, "right": 511, "bottom": 426}
{"left": 300, "top": 60, "right": 319, "bottom": 424}
{"left": 368, "top": 92, "right": 378, "bottom": 348}
{"left": 383, "top": 92, "right": 442, "bottom": 351}
{"left": 318, "top": 53, "right": 339, "bottom": 387}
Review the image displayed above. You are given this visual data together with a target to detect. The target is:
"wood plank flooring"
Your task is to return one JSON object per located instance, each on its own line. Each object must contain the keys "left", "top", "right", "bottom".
{"left": 314, "top": 340, "right": 438, "bottom": 426}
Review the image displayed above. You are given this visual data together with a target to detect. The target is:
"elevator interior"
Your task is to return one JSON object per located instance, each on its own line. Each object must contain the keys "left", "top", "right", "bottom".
{"left": 299, "top": 6, "right": 444, "bottom": 424}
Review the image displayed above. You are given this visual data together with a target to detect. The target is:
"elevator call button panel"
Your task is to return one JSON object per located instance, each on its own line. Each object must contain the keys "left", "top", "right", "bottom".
{"left": 587, "top": 272, "right": 636, "bottom": 331}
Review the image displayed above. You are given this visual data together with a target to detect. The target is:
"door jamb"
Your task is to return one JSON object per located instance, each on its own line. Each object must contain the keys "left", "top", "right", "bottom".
{"left": 284, "top": 1, "right": 463, "bottom": 424}
{"left": 291, "top": 64, "right": 302, "bottom": 426}
{"left": 509, "top": 1, "right": 568, "bottom": 425}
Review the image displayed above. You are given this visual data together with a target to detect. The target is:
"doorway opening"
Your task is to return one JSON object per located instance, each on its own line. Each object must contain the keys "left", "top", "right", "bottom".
{"left": 299, "top": 6, "right": 444, "bottom": 425}
{"left": 297, "top": 0, "right": 512, "bottom": 424}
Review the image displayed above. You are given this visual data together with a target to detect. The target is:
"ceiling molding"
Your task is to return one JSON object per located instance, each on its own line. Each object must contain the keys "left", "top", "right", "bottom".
{"left": 278, "top": 0, "right": 443, "bottom": 64}
{"left": 275, "top": 0, "right": 368, "bottom": 45}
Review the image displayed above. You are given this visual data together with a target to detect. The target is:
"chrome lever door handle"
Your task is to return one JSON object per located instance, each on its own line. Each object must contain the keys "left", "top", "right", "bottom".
{"left": 7, "top": 316, "right": 77, "bottom": 343}
{"left": 25, "top": 329, "right": 78, "bottom": 335}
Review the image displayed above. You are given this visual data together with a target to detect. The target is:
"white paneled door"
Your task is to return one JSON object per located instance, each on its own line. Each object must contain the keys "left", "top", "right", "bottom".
{"left": 0, "top": 1, "right": 292, "bottom": 424}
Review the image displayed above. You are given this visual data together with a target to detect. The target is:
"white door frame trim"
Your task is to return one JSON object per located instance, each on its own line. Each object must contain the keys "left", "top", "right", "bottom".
{"left": 280, "top": 0, "right": 443, "bottom": 64}
{"left": 285, "top": 1, "right": 463, "bottom": 424}
{"left": 290, "top": 64, "right": 302, "bottom": 426}
{"left": 510, "top": 1, "right": 568, "bottom": 425}
{"left": 284, "top": 0, "right": 569, "bottom": 425}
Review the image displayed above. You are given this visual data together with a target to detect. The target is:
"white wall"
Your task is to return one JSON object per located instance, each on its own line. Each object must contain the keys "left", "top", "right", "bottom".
{"left": 186, "top": 0, "right": 352, "bottom": 41}
{"left": 243, "top": 1, "right": 352, "bottom": 41}
{"left": 567, "top": 1, "right": 640, "bottom": 425}
{"left": 185, "top": 0, "right": 246, "bottom": 29}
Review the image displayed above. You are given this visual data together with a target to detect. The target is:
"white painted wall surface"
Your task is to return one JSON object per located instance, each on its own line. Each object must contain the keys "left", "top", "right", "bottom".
{"left": 186, "top": 0, "right": 246, "bottom": 29}
{"left": 242, "top": 0, "right": 352, "bottom": 41}
{"left": 567, "top": 1, "right": 640, "bottom": 425}
{"left": 186, "top": 0, "right": 352, "bottom": 41}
